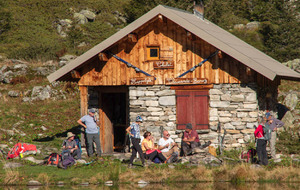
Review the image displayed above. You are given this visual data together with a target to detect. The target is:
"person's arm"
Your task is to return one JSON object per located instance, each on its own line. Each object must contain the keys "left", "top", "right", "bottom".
{"left": 62, "top": 140, "right": 66, "bottom": 150}
{"left": 77, "top": 119, "right": 87, "bottom": 129}
{"left": 69, "top": 144, "right": 78, "bottom": 153}
{"left": 182, "top": 132, "right": 188, "bottom": 142}
{"left": 126, "top": 126, "right": 134, "bottom": 137}
{"left": 274, "top": 118, "right": 284, "bottom": 128}
{"left": 185, "top": 131, "right": 196, "bottom": 142}
{"left": 158, "top": 141, "right": 169, "bottom": 150}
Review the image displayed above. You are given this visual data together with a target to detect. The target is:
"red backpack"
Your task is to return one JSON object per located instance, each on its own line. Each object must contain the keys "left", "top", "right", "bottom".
{"left": 7, "top": 143, "right": 24, "bottom": 159}
{"left": 47, "top": 153, "right": 61, "bottom": 165}
{"left": 240, "top": 148, "right": 256, "bottom": 163}
{"left": 7, "top": 143, "right": 37, "bottom": 159}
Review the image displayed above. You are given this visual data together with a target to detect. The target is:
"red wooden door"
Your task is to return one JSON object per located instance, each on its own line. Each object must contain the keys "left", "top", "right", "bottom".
{"left": 176, "top": 90, "right": 209, "bottom": 130}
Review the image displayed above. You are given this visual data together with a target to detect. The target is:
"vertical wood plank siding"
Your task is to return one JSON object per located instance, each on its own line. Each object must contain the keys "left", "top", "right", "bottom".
{"left": 78, "top": 18, "right": 272, "bottom": 87}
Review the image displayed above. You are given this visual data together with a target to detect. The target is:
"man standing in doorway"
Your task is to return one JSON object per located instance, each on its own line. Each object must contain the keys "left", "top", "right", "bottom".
{"left": 266, "top": 112, "right": 284, "bottom": 159}
{"left": 77, "top": 109, "right": 101, "bottom": 157}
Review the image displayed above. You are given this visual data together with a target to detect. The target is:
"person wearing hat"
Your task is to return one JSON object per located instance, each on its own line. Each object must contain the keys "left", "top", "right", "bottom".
{"left": 77, "top": 108, "right": 101, "bottom": 157}
{"left": 181, "top": 123, "right": 201, "bottom": 156}
{"left": 126, "top": 115, "right": 145, "bottom": 168}
{"left": 62, "top": 132, "right": 81, "bottom": 159}
{"left": 265, "top": 112, "right": 284, "bottom": 159}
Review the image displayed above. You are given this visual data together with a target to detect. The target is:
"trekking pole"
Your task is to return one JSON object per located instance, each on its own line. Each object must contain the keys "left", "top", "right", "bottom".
{"left": 217, "top": 123, "right": 221, "bottom": 155}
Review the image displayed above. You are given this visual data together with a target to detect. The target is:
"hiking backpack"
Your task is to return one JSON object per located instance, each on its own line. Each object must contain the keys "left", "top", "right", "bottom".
{"left": 58, "top": 150, "right": 75, "bottom": 169}
{"left": 7, "top": 143, "right": 23, "bottom": 159}
{"left": 240, "top": 148, "right": 256, "bottom": 163}
{"left": 47, "top": 153, "right": 61, "bottom": 165}
{"left": 167, "top": 152, "right": 178, "bottom": 163}
{"left": 263, "top": 123, "right": 272, "bottom": 141}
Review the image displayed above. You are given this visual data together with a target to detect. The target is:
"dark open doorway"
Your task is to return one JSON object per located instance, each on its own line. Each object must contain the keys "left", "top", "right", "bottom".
{"left": 100, "top": 89, "right": 128, "bottom": 153}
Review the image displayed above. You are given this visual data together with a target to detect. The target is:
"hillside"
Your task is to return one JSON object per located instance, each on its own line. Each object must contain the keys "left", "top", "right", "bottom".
{"left": 0, "top": 0, "right": 299, "bottom": 62}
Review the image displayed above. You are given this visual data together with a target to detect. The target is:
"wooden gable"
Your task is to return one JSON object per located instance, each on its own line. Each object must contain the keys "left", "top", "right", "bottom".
{"left": 77, "top": 16, "right": 277, "bottom": 87}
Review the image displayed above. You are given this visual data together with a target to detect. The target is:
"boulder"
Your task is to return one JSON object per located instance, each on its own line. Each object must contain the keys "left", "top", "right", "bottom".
{"left": 31, "top": 85, "right": 52, "bottom": 101}
{"left": 283, "top": 93, "right": 298, "bottom": 110}
{"left": 281, "top": 111, "right": 295, "bottom": 128}
{"left": 246, "top": 21, "right": 260, "bottom": 30}
{"left": 74, "top": 13, "right": 88, "bottom": 24}
{"left": 3, "top": 162, "right": 23, "bottom": 169}
{"left": 27, "top": 180, "right": 42, "bottom": 186}
{"left": 8, "top": 91, "right": 20, "bottom": 97}
{"left": 79, "top": 10, "right": 96, "bottom": 21}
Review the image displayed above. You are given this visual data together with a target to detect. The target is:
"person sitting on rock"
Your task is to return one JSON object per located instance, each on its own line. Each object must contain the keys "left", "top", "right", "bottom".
{"left": 181, "top": 123, "right": 211, "bottom": 156}
{"left": 142, "top": 131, "right": 167, "bottom": 163}
{"left": 158, "top": 130, "right": 179, "bottom": 159}
{"left": 62, "top": 132, "right": 81, "bottom": 160}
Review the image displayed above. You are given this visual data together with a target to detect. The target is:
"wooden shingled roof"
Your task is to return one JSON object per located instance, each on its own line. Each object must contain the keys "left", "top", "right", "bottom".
{"left": 47, "top": 5, "right": 300, "bottom": 83}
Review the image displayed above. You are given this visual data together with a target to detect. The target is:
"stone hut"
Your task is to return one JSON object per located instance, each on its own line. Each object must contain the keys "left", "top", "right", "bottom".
{"left": 48, "top": 5, "right": 300, "bottom": 153}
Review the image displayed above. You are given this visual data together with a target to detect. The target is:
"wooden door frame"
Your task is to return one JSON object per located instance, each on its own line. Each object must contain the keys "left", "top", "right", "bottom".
{"left": 97, "top": 86, "right": 128, "bottom": 153}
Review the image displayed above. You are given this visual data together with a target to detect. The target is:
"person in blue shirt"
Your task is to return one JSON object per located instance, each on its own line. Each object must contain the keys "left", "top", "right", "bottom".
{"left": 77, "top": 109, "right": 101, "bottom": 157}
{"left": 126, "top": 116, "right": 145, "bottom": 167}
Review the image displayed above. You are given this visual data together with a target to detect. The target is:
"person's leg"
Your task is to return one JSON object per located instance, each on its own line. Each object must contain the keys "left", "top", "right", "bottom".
{"left": 181, "top": 141, "right": 191, "bottom": 156}
{"left": 135, "top": 140, "right": 145, "bottom": 164}
{"left": 162, "top": 149, "right": 173, "bottom": 158}
{"left": 86, "top": 134, "right": 93, "bottom": 156}
{"left": 262, "top": 140, "right": 268, "bottom": 165}
{"left": 93, "top": 134, "right": 101, "bottom": 157}
{"left": 270, "top": 131, "right": 276, "bottom": 159}
{"left": 71, "top": 148, "right": 82, "bottom": 159}
{"left": 147, "top": 151, "right": 157, "bottom": 161}
{"left": 157, "top": 152, "right": 166, "bottom": 162}
{"left": 256, "top": 139, "right": 263, "bottom": 164}
{"left": 129, "top": 138, "right": 138, "bottom": 164}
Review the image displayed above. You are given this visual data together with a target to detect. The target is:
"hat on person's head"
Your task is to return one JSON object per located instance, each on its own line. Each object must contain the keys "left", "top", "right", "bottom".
{"left": 186, "top": 123, "right": 193, "bottom": 130}
{"left": 136, "top": 115, "right": 143, "bottom": 122}
{"left": 265, "top": 112, "right": 271, "bottom": 118}
{"left": 89, "top": 108, "right": 95, "bottom": 113}
{"left": 66, "top": 132, "right": 75, "bottom": 139}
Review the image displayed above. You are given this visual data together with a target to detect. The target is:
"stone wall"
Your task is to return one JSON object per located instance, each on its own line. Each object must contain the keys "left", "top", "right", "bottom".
{"left": 129, "top": 86, "right": 179, "bottom": 143}
{"left": 129, "top": 83, "right": 278, "bottom": 150}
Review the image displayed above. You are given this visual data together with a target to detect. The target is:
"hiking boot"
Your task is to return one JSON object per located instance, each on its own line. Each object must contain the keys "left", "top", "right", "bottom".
{"left": 201, "top": 141, "right": 211, "bottom": 149}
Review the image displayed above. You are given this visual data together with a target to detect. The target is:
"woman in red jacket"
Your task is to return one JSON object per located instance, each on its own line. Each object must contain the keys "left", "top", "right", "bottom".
{"left": 254, "top": 117, "right": 268, "bottom": 165}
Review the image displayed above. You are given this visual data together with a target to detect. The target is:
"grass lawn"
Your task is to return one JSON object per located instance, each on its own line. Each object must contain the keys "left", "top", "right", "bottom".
{"left": 0, "top": 156, "right": 299, "bottom": 186}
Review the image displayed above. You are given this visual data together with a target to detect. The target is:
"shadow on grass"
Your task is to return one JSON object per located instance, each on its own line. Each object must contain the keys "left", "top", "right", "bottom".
{"left": 32, "top": 125, "right": 82, "bottom": 142}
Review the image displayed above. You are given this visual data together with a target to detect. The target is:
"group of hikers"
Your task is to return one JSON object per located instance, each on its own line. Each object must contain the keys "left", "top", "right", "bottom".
{"left": 66, "top": 109, "right": 211, "bottom": 167}
{"left": 125, "top": 115, "right": 211, "bottom": 167}
{"left": 61, "top": 108, "right": 284, "bottom": 168}
{"left": 254, "top": 112, "right": 284, "bottom": 165}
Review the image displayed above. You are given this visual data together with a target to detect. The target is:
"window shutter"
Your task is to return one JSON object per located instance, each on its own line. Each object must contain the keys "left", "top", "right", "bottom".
{"left": 176, "top": 91, "right": 191, "bottom": 130}
{"left": 193, "top": 91, "right": 209, "bottom": 130}
{"left": 176, "top": 90, "right": 209, "bottom": 130}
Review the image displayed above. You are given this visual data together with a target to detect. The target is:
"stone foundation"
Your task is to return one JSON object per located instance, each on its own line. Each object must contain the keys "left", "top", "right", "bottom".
{"left": 129, "top": 84, "right": 278, "bottom": 150}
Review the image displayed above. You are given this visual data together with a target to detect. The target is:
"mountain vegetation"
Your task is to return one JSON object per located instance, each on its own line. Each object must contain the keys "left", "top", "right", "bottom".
{"left": 0, "top": 0, "right": 299, "bottom": 62}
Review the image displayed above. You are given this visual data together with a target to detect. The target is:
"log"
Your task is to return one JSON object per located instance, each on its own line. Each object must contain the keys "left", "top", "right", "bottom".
{"left": 128, "top": 33, "right": 138, "bottom": 43}
{"left": 98, "top": 53, "right": 108, "bottom": 61}
{"left": 71, "top": 70, "right": 81, "bottom": 79}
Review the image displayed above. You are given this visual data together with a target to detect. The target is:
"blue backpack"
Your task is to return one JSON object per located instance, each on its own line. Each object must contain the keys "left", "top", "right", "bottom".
{"left": 74, "top": 138, "right": 82, "bottom": 153}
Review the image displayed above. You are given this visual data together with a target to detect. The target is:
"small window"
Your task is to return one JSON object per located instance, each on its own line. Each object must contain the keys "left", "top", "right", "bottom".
{"left": 147, "top": 46, "right": 160, "bottom": 60}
